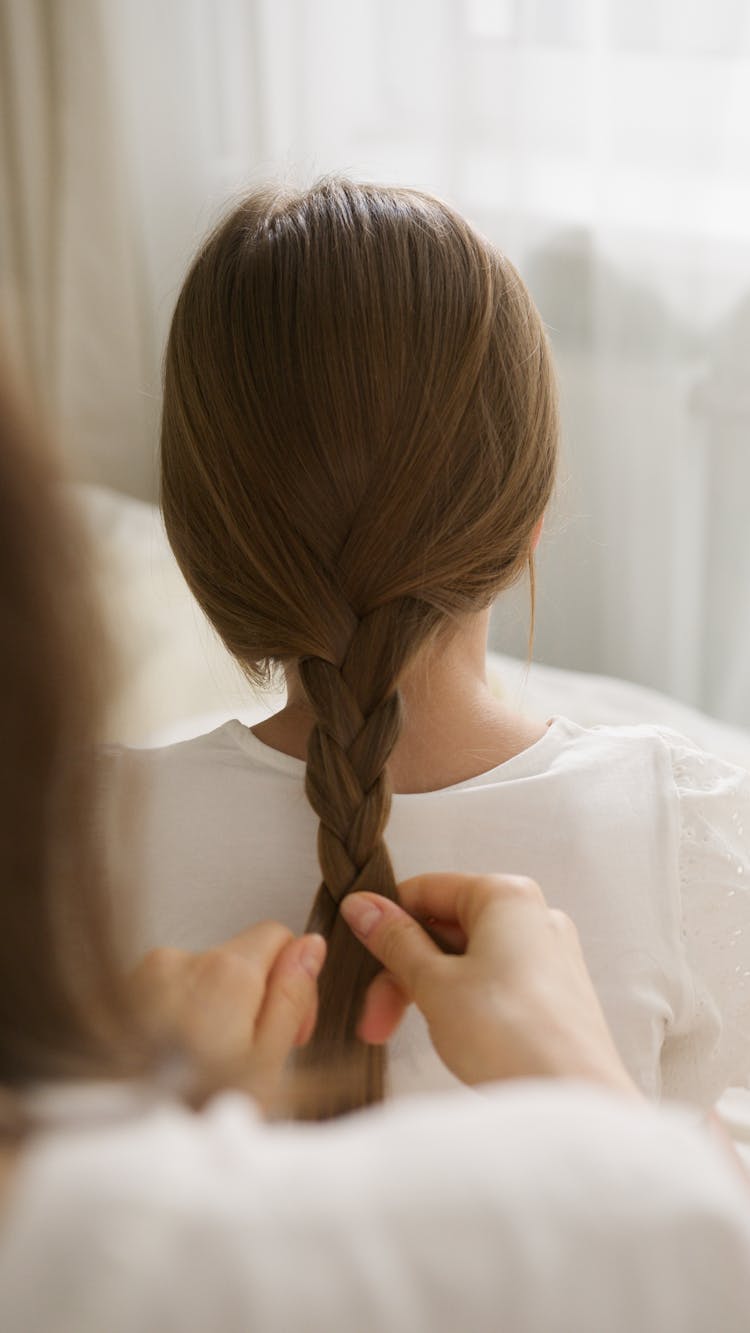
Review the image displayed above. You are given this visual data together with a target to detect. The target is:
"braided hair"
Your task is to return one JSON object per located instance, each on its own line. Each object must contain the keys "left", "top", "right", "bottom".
{"left": 161, "top": 178, "right": 558, "bottom": 1117}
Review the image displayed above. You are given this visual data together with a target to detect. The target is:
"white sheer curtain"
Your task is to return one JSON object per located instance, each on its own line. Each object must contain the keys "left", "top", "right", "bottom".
{"left": 2, "top": 0, "right": 750, "bottom": 723}
{"left": 0, "top": 0, "right": 157, "bottom": 494}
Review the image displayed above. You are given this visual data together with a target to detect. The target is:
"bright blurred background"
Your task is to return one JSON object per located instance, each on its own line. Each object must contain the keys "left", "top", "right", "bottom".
{"left": 1, "top": 0, "right": 749, "bottom": 732}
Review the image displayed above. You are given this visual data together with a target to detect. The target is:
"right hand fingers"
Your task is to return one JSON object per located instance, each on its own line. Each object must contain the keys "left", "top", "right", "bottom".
{"left": 339, "top": 893, "right": 446, "bottom": 1004}
{"left": 341, "top": 874, "right": 548, "bottom": 996}
{"left": 341, "top": 874, "right": 563, "bottom": 1058}
{"left": 357, "top": 969, "right": 410, "bottom": 1044}
{"left": 344, "top": 875, "right": 637, "bottom": 1096}
{"left": 396, "top": 872, "right": 547, "bottom": 943}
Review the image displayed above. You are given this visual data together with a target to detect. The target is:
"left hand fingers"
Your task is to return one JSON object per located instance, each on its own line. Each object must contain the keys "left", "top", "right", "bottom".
{"left": 130, "top": 946, "right": 194, "bottom": 1040}
{"left": 184, "top": 919, "right": 298, "bottom": 1044}
{"left": 250, "top": 934, "right": 327, "bottom": 1086}
{"left": 177, "top": 922, "right": 299, "bottom": 1077}
{"left": 182, "top": 948, "right": 269, "bottom": 1073}
{"left": 131, "top": 923, "right": 323, "bottom": 1102}
{"left": 206, "top": 920, "right": 297, "bottom": 977}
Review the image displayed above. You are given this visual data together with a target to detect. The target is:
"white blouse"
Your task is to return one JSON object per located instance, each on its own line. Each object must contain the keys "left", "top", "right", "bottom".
{"left": 104, "top": 717, "right": 750, "bottom": 1106}
{"left": 1, "top": 1081, "right": 749, "bottom": 1333}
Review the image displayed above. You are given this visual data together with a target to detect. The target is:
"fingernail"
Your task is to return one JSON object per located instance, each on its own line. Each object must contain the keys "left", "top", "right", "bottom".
{"left": 300, "top": 934, "right": 326, "bottom": 978}
{"left": 340, "top": 895, "right": 383, "bottom": 940}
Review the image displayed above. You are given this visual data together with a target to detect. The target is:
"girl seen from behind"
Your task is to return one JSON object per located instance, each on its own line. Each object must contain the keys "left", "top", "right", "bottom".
{"left": 109, "top": 178, "right": 750, "bottom": 1118}
{"left": 1, "top": 369, "right": 747, "bottom": 1333}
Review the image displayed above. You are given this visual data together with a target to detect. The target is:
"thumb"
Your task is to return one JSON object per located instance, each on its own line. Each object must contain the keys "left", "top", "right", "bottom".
{"left": 340, "top": 892, "right": 444, "bottom": 1003}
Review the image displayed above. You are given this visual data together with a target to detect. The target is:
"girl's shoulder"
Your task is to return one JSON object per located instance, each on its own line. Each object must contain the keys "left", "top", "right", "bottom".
{"left": 102, "top": 717, "right": 257, "bottom": 765}
{"left": 100, "top": 719, "right": 298, "bottom": 790}
{"left": 548, "top": 717, "right": 749, "bottom": 795}
{"left": 100, "top": 716, "right": 748, "bottom": 805}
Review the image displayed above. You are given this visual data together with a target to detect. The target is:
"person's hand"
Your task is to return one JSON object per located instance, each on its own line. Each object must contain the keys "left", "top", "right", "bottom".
{"left": 340, "top": 873, "right": 640, "bottom": 1098}
{"left": 130, "top": 924, "right": 326, "bottom": 1108}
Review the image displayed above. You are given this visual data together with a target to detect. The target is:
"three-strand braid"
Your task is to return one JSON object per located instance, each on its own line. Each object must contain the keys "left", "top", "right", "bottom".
{"left": 160, "top": 179, "right": 560, "bottom": 1119}
{"left": 295, "top": 597, "right": 439, "bottom": 1118}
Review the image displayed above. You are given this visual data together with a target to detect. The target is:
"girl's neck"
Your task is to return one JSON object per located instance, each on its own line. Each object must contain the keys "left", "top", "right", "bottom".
{"left": 252, "top": 611, "right": 548, "bottom": 794}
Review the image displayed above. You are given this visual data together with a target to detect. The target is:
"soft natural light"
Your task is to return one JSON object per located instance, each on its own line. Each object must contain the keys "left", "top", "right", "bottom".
{"left": 3, "top": 0, "right": 750, "bottom": 725}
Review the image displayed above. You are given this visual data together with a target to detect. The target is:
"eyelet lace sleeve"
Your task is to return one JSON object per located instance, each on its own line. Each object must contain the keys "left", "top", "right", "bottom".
{"left": 664, "top": 730, "right": 750, "bottom": 1098}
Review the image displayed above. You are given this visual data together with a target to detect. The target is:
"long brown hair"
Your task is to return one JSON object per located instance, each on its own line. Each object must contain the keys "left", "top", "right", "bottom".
{"left": 161, "top": 179, "right": 559, "bottom": 1118}
{"left": 0, "top": 366, "right": 144, "bottom": 1115}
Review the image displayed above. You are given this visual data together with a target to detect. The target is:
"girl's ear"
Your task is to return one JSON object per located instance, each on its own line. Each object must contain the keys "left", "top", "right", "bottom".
{"left": 531, "top": 515, "right": 545, "bottom": 552}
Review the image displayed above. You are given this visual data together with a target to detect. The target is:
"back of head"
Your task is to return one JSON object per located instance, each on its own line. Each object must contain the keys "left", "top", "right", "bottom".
{"left": 161, "top": 178, "right": 558, "bottom": 1117}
